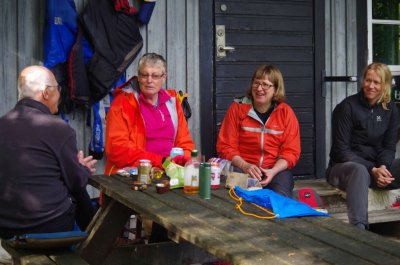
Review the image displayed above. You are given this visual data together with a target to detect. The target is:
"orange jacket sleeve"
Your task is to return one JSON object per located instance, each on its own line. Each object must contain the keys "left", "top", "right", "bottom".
{"left": 216, "top": 102, "right": 243, "bottom": 161}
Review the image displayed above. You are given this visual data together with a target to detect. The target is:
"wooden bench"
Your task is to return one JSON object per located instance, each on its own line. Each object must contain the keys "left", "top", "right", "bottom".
{"left": 1, "top": 240, "right": 89, "bottom": 265}
{"left": 295, "top": 179, "right": 400, "bottom": 224}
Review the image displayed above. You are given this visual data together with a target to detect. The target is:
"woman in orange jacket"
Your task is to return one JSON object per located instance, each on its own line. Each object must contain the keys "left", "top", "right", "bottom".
{"left": 105, "top": 53, "right": 194, "bottom": 175}
{"left": 217, "top": 65, "right": 301, "bottom": 197}
{"left": 105, "top": 53, "right": 195, "bottom": 243}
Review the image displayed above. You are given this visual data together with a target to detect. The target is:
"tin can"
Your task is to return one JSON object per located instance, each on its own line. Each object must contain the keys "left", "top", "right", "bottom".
{"left": 138, "top": 160, "right": 152, "bottom": 184}
{"left": 170, "top": 147, "right": 184, "bottom": 158}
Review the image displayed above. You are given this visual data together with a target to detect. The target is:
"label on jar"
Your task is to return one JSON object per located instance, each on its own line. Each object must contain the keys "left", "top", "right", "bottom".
{"left": 210, "top": 163, "right": 221, "bottom": 189}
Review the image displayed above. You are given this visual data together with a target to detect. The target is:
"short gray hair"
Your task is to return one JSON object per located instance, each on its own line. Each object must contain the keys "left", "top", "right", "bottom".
{"left": 138, "top": 53, "right": 167, "bottom": 73}
{"left": 17, "top": 66, "right": 53, "bottom": 100}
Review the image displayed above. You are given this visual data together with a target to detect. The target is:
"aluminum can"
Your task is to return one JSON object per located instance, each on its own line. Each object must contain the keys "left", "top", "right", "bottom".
{"left": 138, "top": 160, "right": 152, "bottom": 184}
{"left": 170, "top": 147, "right": 184, "bottom": 158}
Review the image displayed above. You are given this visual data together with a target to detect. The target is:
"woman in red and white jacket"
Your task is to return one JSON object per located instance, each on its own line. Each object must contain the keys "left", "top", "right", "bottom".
{"left": 217, "top": 65, "right": 301, "bottom": 197}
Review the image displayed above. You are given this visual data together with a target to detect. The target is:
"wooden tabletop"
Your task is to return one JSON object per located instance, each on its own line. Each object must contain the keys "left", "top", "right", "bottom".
{"left": 80, "top": 174, "right": 400, "bottom": 265}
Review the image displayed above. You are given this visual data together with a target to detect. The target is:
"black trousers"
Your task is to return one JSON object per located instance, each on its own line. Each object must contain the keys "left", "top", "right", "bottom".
{"left": 0, "top": 189, "right": 95, "bottom": 239}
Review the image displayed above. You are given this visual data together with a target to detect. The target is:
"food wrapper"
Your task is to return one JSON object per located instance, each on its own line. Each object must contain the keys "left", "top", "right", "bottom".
{"left": 225, "top": 172, "right": 262, "bottom": 191}
{"left": 162, "top": 157, "right": 184, "bottom": 189}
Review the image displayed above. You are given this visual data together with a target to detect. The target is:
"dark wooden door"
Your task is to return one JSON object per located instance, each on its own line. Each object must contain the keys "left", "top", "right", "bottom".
{"left": 200, "top": 0, "right": 325, "bottom": 178}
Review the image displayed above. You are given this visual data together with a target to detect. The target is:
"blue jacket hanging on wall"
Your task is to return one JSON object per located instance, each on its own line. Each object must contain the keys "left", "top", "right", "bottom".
{"left": 43, "top": 0, "right": 78, "bottom": 69}
{"left": 137, "top": 0, "right": 156, "bottom": 24}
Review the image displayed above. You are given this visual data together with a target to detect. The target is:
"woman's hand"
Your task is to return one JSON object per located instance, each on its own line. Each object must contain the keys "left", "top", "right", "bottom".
{"left": 77, "top": 150, "right": 97, "bottom": 174}
{"left": 242, "top": 162, "right": 263, "bottom": 180}
{"left": 259, "top": 168, "right": 276, "bottom": 186}
{"left": 371, "top": 165, "right": 394, "bottom": 188}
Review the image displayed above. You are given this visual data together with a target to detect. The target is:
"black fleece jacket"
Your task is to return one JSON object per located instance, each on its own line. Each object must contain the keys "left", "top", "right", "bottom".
{"left": 0, "top": 99, "right": 90, "bottom": 230}
{"left": 329, "top": 91, "right": 399, "bottom": 172}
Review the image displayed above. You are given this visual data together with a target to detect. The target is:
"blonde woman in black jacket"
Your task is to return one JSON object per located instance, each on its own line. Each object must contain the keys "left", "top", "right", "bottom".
{"left": 326, "top": 62, "right": 400, "bottom": 229}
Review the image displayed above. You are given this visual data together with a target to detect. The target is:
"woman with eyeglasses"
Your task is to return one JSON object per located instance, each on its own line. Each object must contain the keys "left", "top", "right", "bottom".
{"left": 326, "top": 62, "right": 400, "bottom": 229}
{"left": 217, "top": 64, "right": 301, "bottom": 197}
{"left": 104, "top": 53, "right": 194, "bottom": 176}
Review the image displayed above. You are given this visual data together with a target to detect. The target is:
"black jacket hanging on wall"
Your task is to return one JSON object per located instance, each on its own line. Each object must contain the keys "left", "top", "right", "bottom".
{"left": 70, "top": 0, "right": 143, "bottom": 103}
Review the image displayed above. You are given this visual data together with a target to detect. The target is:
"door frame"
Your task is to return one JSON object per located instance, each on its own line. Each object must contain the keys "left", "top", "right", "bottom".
{"left": 199, "top": 0, "right": 326, "bottom": 178}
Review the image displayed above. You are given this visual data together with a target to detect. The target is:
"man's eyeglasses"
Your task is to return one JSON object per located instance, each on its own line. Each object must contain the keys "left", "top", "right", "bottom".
{"left": 47, "top": 85, "right": 62, "bottom": 93}
{"left": 252, "top": 81, "right": 274, "bottom": 90}
{"left": 138, "top": 72, "right": 165, "bottom": 81}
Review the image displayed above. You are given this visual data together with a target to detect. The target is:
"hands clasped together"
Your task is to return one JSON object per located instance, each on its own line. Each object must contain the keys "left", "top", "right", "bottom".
{"left": 371, "top": 165, "right": 395, "bottom": 188}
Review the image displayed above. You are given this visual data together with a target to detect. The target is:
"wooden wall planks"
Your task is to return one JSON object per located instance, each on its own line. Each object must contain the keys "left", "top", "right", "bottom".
{"left": 0, "top": 0, "right": 201, "bottom": 177}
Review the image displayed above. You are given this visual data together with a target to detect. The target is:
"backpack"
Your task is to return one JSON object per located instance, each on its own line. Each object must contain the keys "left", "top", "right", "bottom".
{"left": 176, "top": 90, "right": 192, "bottom": 121}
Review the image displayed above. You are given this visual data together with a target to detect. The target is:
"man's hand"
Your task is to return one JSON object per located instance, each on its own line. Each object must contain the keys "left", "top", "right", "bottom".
{"left": 77, "top": 150, "right": 97, "bottom": 174}
{"left": 371, "top": 165, "right": 394, "bottom": 188}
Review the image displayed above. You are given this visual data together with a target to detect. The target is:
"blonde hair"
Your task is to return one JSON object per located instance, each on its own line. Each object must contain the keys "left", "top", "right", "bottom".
{"left": 363, "top": 62, "right": 392, "bottom": 110}
{"left": 246, "top": 65, "right": 285, "bottom": 102}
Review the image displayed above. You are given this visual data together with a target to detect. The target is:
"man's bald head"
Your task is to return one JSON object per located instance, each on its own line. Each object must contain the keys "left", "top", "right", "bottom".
{"left": 18, "top": 66, "right": 55, "bottom": 101}
{"left": 17, "top": 65, "right": 60, "bottom": 114}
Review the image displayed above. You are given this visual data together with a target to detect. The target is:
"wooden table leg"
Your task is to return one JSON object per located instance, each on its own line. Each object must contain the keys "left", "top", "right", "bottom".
{"left": 78, "top": 197, "right": 134, "bottom": 265}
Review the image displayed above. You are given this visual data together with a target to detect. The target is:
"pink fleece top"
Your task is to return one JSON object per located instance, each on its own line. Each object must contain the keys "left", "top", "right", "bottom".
{"left": 139, "top": 89, "right": 175, "bottom": 157}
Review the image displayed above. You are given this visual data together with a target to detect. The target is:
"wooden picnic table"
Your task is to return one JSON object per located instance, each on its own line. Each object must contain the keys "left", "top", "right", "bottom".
{"left": 79, "top": 174, "right": 400, "bottom": 265}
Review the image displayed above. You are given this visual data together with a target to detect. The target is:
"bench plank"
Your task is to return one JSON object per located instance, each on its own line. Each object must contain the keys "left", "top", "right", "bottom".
{"left": 295, "top": 179, "right": 400, "bottom": 223}
{"left": 48, "top": 252, "right": 89, "bottom": 265}
{"left": 2, "top": 240, "right": 88, "bottom": 265}
{"left": 331, "top": 208, "right": 400, "bottom": 224}
{"left": 1, "top": 240, "right": 55, "bottom": 265}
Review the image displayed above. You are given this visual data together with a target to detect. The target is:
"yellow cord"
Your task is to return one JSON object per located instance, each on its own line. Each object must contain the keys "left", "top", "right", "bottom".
{"left": 108, "top": 165, "right": 115, "bottom": 176}
{"left": 228, "top": 187, "right": 278, "bottom": 219}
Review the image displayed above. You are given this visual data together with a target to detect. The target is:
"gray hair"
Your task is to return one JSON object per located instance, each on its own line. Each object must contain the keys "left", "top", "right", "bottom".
{"left": 17, "top": 66, "right": 53, "bottom": 100}
{"left": 138, "top": 53, "right": 167, "bottom": 73}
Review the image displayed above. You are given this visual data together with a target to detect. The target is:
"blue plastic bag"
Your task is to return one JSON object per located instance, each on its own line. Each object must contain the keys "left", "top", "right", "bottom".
{"left": 234, "top": 186, "right": 329, "bottom": 219}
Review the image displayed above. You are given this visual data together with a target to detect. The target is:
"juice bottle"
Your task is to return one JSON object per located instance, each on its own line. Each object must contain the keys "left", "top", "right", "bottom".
{"left": 183, "top": 150, "right": 199, "bottom": 194}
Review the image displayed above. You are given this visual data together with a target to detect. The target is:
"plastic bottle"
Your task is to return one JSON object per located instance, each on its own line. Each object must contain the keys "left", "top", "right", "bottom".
{"left": 183, "top": 150, "right": 200, "bottom": 194}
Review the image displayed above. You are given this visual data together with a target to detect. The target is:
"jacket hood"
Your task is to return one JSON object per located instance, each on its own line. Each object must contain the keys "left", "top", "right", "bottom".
{"left": 113, "top": 76, "right": 140, "bottom": 97}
